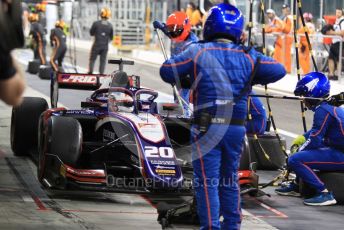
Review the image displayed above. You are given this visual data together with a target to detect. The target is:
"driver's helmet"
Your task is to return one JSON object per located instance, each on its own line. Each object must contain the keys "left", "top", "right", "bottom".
{"left": 108, "top": 92, "right": 134, "bottom": 113}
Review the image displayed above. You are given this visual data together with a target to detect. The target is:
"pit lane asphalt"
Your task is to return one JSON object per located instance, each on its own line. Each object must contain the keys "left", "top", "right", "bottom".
{"left": 5, "top": 48, "right": 343, "bottom": 229}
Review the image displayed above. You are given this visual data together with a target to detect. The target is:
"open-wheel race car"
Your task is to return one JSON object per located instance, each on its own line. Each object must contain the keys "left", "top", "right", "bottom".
{"left": 11, "top": 59, "right": 193, "bottom": 194}
{"left": 11, "top": 59, "right": 278, "bottom": 196}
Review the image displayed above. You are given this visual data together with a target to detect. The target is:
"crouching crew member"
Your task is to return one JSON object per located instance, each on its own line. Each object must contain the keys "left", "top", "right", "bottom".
{"left": 153, "top": 11, "right": 198, "bottom": 116}
{"left": 276, "top": 72, "right": 344, "bottom": 206}
{"left": 160, "top": 3, "right": 286, "bottom": 229}
{"left": 88, "top": 7, "right": 113, "bottom": 74}
{"left": 50, "top": 20, "right": 67, "bottom": 72}
{"left": 29, "top": 13, "right": 46, "bottom": 65}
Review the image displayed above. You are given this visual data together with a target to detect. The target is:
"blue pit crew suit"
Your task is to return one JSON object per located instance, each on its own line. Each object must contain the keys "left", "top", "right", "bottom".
{"left": 160, "top": 40, "right": 286, "bottom": 230}
{"left": 289, "top": 102, "right": 344, "bottom": 192}
{"left": 246, "top": 91, "right": 267, "bottom": 135}
{"left": 170, "top": 32, "right": 198, "bottom": 116}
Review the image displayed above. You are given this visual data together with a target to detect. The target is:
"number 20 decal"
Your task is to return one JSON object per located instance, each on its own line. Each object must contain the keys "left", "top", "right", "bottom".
{"left": 144, "top": 146, "right": 174, "bottom": 158}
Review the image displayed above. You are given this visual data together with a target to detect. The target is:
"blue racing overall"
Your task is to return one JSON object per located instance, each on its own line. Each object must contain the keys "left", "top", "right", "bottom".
{"left": 160, "top": 40, "right": 286, "bottom": 230}
{"left": 246, "top": 91, "right": 267, "bottom": 135}
{"left": 289, "top": 102, "right": 344, "bottom": 192}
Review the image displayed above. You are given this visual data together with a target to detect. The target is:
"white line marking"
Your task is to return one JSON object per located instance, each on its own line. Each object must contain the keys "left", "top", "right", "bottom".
{"left": 22, "top": 195, "right": 34, "bottom": 202}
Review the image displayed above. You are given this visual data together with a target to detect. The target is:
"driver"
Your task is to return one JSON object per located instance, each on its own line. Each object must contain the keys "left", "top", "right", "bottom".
{"left": 107, "top": 72, "right": 133, "bottom": 113}
{"left": 108, "top": 92, "right": 133, "bottom": 113}
{"left": 275, "top": 72, "right": 344, "bottom": 206}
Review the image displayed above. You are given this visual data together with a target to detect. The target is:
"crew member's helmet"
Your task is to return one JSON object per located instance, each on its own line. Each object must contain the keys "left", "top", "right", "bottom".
{"left": 294, "top": 72, "right": 330, "bottom": 110}
{"left": 203, "top": 3, "right": 244, "bottom": 43}
{"left": 166, "top": 11, "right": 191, "bottom": 42}
{"left": 294, "top": 72, "right": 330, "bottom": 98}
{"left": 36, "top": 3, "right": 46, "bottom": 12}
{"left": 28, "top": 13, "right": 39, "bottom": 22}
{"left": 55, "top": 20, "right": 65, "bottom": 29}
{"left": 100, "top": 7, "right": 111, "bottom": 19}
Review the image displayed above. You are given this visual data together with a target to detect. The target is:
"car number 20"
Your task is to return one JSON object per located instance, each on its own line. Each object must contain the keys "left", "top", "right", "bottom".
{"left": 144, "top": 146, "right": 174, "bottom": 158}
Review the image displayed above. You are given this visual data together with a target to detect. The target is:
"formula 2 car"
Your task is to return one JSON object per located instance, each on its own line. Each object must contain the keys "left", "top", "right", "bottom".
{"left": 11, "top": 59, "right": 192, "bottom": 194}
{"left": 11, "top": 59, "right": 263, "bottom": 195}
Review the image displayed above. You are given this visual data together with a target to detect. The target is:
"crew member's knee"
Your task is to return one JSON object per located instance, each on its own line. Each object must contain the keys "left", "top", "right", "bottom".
{"left": 288, "top": 154, "right": 302, "bottom": 170}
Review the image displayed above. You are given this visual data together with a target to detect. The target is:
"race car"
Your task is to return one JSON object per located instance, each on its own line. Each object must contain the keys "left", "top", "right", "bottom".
{"left": 10, "top": 59, "right": 264, "bottom": 195}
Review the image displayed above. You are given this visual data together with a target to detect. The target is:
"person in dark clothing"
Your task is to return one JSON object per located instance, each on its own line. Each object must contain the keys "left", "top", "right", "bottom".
{"left": 50, "top": 20, "right": 67, "bottom": 72}
{"left": 88, "top": 7, "right": 114, "bottom": 74}
{"left": 29, "top": 13, "right": 46, "bottom": 65}
{"left": 36, "top": 3, "right": 47, "bottom": 30}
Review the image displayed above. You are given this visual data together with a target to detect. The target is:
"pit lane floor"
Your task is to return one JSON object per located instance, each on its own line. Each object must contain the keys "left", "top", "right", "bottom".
{"left": 5, "top": 48, "right": 343, "bottom": 229}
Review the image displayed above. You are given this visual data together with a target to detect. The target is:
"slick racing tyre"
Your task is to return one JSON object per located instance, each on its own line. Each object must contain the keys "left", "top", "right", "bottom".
{"left": 11, "top": 97, "right": 48, "bottom": 156}
{"left": 43, "top": 116, "right": 82, "bottom": 166}
{"left": 248, "top": 132, "right": 287, "bottom": 170}
{"left": 27, "top": 60, "right": 40, "bottom": 74}
{"left": 38, "top": 65, "right": 53, "bottom": 80}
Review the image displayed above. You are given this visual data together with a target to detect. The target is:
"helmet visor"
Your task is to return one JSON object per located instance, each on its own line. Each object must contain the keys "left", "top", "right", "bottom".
{"left": 166, "top": 24, "right": 184, "bottom": 38}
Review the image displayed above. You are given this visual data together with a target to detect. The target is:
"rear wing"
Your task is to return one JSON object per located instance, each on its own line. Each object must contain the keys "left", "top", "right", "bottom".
{"left": 56, "top": 72, "right": 110, "bottom": 90}
{"left": 50, "top": 58, "right": 139, "bottom": 108}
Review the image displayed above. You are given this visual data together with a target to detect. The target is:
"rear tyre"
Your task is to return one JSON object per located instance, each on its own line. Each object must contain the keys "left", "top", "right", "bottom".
{"left": 11, "top": 97, "right": 48, "bottom": 156}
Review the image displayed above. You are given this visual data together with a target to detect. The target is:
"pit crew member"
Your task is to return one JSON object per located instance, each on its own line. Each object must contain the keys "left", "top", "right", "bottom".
{"left": 50, "top": 20, "right": 67, "bottom": 72}
{"left": 29, "top": 13, "right": 46, "bottom": 65}
{"left": 88, "top": 7, "right": 113, "bottom": 74}
{"left": 153, "top": 11, "right": 198, "bottom": 116}
{"left": 275, "top": 72, "right": 344, "bottom": 206}
{"left": 160, "top": 3, "right": 286, "bottom": 229}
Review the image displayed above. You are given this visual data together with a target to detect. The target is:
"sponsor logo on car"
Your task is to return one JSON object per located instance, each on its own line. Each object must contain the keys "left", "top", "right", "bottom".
{"left": 155, "top": 169, "right": 176, "bottom": 175}
{"left": 150, "top": 160, "right": 176, "bottom": 166}
{"left": 103, "top": 129, "right": 115, "bottom": 140}
{"left": 59, "top": 74, "right": 106, "bottom": 85}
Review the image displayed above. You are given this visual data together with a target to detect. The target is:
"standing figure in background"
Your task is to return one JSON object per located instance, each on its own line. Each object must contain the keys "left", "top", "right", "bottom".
{"left": 265, "top": 9, "right": 286, "bottom": 66}
{"left": 36, "top": 3, "right": 46, "bottom": 30}
{"left": 298, "top": 12, "right": 315, "bottom": 74}
{"left": 50, "top": 20, "right": 67, "bottom": 72}
{"left": 29, "top": 13, "right": 46, "bottom": 65}
{"left": 185, "top": 2, "right": 195, "bottom": 19}
{"left": 153, "top": 11, "right": 198, "bottom": 116}
{"left": 281, "top": 4, "right": 293, "bottom": 73}
{"left": 88, "top": 8, "right": 114, "bottom": 74}
{"left": 326, "top": 8, "right": 344, "bottom": 80}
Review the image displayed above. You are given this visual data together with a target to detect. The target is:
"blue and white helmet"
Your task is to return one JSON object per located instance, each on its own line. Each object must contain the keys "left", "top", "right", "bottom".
{"left": 294, "top": 72, "right": 330, "bottom": 98}
{"left": 203, "top": 3, "right": 244, "bottom": 43}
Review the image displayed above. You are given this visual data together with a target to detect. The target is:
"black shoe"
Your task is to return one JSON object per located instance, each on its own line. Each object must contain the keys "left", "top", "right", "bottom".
{"left": 328, "top": 75, "right": 338, "bottom": 80}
